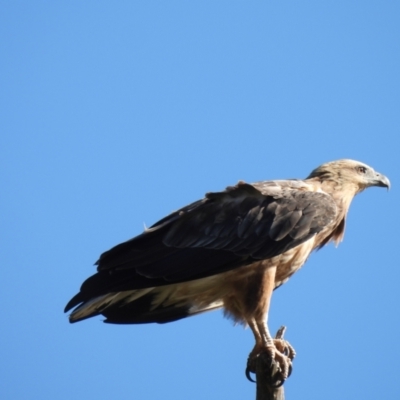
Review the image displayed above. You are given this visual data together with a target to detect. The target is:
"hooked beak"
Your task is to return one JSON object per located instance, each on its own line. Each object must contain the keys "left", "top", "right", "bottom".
{"left": 370, "top": 172, "right": 390, "bottom": 190}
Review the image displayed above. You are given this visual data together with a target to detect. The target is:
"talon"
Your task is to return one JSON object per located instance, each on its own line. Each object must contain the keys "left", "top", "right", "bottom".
{"left": 245, "top": 354, "right": 257, "bottom": 382}
{"left": 269, "top": 378, "right": 285, "bottom": 389}
{"left": 248, "top": 351, "right": 287, "bottom": 388}
{"left": 247, "top": 340, "right": 294, "bottom": 385}
{"left": 245, "top": 365, "right": 256, "bottom": 383}
{"left": 246, "top": 327, "right": 295, "bottom": 386}
{"left": 287, "top": 363, "right": 292, "bottom": 378}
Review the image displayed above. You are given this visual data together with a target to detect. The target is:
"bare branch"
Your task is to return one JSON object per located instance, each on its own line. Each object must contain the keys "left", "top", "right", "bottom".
{"left": 253, "top": 326, "right": 294, "bottom": 400}
{"left": 255, "top": 352, "right": 285, "bottom": 400}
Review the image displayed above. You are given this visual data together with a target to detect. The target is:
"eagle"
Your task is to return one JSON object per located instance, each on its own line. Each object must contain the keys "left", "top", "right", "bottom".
{"left": 65, "top": 159, "right": 389, "bottom": 381}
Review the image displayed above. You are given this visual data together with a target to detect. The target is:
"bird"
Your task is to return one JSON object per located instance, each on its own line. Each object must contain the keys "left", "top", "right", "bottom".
{"left": 65, "top": 159, "right": 389, "bottom": 382}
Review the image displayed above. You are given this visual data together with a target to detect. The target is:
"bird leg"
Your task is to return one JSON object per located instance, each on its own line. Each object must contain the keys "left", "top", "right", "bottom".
{"left": 246, "top": 322, "right": 295, "bottom": 385}
{"left": 235, "top": 264, "right": 295, "bottom": 384}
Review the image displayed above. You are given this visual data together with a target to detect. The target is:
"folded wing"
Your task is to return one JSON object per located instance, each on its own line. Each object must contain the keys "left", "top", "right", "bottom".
{"left": 65, "top": 181, "right": 337, "bottom": 318}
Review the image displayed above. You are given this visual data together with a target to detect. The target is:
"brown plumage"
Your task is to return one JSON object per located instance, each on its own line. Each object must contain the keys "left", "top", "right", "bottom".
{"left": 65, "top": 159, "right": 389, "bottom": 379}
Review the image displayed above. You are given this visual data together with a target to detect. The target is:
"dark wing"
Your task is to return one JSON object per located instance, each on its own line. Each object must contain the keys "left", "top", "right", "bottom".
{"left": 65, "top": 181, "right": 337, "bottom": 313}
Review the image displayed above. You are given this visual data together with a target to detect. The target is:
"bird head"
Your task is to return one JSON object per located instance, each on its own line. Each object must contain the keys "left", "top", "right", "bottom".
{"left": 307, "top": 159, "right": 390, "bottom": 193}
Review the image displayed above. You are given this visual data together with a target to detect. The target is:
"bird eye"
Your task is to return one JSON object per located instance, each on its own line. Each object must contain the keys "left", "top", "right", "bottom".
{"left": 357, "top": 166, "right": 367, "bottom": 174}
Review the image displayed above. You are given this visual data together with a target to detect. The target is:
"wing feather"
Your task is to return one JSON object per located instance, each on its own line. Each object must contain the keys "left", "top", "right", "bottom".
{"left": 65, "top": 180, "right": 337, "bottom": 314}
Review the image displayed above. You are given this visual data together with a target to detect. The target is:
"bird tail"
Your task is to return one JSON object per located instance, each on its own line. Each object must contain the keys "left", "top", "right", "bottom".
{"left": 67, "top": 286, "right": 222, "bottom": 324}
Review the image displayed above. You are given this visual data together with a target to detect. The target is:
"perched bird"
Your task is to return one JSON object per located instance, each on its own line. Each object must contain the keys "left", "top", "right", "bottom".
{"left": 65, "top": 159, "right": 389, "bottom": 381}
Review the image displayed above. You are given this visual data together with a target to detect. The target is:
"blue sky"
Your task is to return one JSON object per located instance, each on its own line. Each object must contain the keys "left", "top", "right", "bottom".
{"left": 1, "top": 2, "right": 399, "bottom": 399}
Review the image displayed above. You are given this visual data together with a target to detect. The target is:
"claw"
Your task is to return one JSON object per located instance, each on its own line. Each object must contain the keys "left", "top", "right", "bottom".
{"left": 245, "top": 326, "right": 295, "bottom": 386}
{"left": 269, "top": 377, "right": 285, "bottom": 389}
{"left": 245, "top": 365, "right": 256, "bottom": 382}
{"left": 245, "top": 352, "right": 257, "bottom": 382}
{"left": 287, "top": 363, "right": 292, "bottom": 378}
{"left": 246, "top": 351, "right": 286, "bottom": 387}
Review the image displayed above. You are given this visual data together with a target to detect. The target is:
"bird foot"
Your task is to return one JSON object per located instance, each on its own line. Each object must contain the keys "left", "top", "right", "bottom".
{"left": 245, "top": 326, "right": 296, "bottom": 387}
